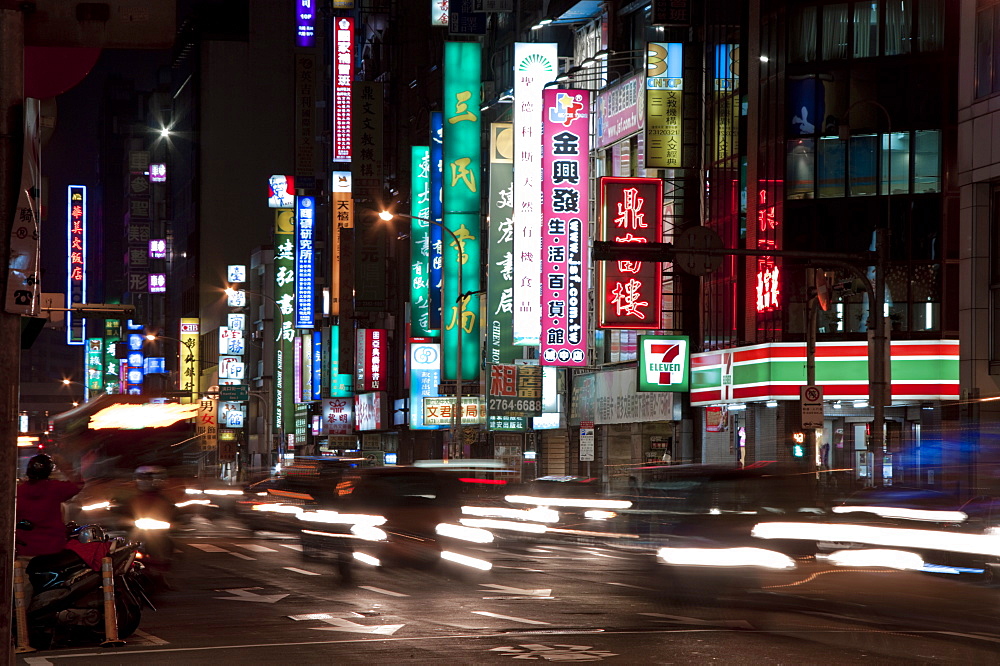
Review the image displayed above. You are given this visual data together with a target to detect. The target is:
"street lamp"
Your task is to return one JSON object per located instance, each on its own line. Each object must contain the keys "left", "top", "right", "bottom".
{"left": 839, "top": 99, "right": 893, "bottom": 487}
{"left": 58, "top": 379, "right": 100, "bottom": 406}
{"left": 378, "top": 209, "right": 466, "bottom": 461}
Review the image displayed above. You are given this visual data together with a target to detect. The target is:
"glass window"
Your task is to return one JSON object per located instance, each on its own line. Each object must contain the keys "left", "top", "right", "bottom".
{"left": 977, "top": 6, "right": 995, "bottom": 98}
{"left": 916, "top": 0, "right": 944, "bottom": 52}
{"left": 913, "top": 130, "right": 941, "bottom": 193}
{"left": 817, "top": 137, "right": 846, "bottom": 198}
{"left": 993, "top": 8, "right": 1000, "bottom": 93}
{"left": 787, "top": 139, "right": 816, "bottom": 199}
{"left": 789, "top": 5, "right": 818, "bottom": 63}
{"left": 885, "top": 0, "right": 913, "bottom": 55}
{"left": 854, "top": 1, "right": 880, "bottom": 58}
{"left": 849, "top": 134, "right": 877, "bottom": 196}
{"left": 822, "top": 4, "right": 849, "bottom": 60}
{"left": 882, "top": 131, "right": 910, "bottom": 194}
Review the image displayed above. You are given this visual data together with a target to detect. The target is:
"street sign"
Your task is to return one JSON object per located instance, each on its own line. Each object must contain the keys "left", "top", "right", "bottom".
{"left": 800, "top": 385, "right": 824, "bottom": 428}
{"left": 218, "top": 385, "right": 249, "bottom": 402}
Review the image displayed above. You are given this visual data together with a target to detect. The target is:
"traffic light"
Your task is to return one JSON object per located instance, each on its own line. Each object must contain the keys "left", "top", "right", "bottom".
{"left": 791, "top": 431, "right": 805, "bottom": 458}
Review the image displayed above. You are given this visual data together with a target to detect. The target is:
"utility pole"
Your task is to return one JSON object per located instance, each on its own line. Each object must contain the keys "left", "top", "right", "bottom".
{"left": 0, "top": 5, "right": 24, "bottom": 659}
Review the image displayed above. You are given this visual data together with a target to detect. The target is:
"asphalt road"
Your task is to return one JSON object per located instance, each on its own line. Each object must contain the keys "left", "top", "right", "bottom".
{"left": 16, "top": 517, "right": 1000, "bottom": 664}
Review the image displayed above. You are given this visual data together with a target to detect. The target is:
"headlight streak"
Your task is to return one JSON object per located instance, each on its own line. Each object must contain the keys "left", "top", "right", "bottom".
{"left": 435, "top": 522, "right": 494, "bottom": 543}
{"left": 461, "top": 505, "right": 560, "bottom": 523}
{"left": 174, "top": 499, "right": 211, "bottom": 508}
{"left": 752, "top": 521, "right": 1000, "bottom": 557}
{"left": 831, "top": 506, "right": 967, "bottom": 523}
{"left": 440, "top": 550, "right": 493, "bottom": 571}
{"left": 353, "top": 552, "right": 381, "bottom": 567}
{"left": 656, "top": 546, "right": 796, "bottom": 570}
{"left": 350, "top": 524, "right": 388, "bottom": 541}
{"left": 81, "top": 501, "right": 110, "bottom": 511}
{"left": 251, "top": 503, "right": 303, "bottom": 514}
{"left": 296, "top": 510, "right": 386, "bottom": 526}
{"left": 584, "top": 510, "right": 616, "bottom": 520}
{"left": 134, "top": 518, "right": 171, "bottom": 530}
{"left": 505, "top": 495, "right": 632, "bottom": 510}
{"left": 460, "top": 518, "right": 548, "bottom": 534}
{"left": 820, "top": 548, "right": 925, "bottom": 570}
{"left": 185, "top": 488, "right": 204, "bottom": 495}
{"left": 204, "top": 489, "right": 244, "bottom": 496}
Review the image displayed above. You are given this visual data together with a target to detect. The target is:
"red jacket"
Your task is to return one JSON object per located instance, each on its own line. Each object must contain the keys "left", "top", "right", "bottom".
{"left": 15, "top": 479, "right": 83, "bottom": 557}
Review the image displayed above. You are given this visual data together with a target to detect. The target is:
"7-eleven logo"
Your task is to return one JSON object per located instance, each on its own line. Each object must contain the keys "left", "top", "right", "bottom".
{"left": 645, "top": 340, "right": 685, "bottom": 386}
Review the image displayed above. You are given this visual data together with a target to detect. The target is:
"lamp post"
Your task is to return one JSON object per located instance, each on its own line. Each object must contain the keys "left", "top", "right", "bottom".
{"left": 378, "top": 209, "right": 466, "bottom": 461}
{"left": 144, "top": 333, "right": 191, "bottom": 393}
{"left": 58, "top": 379, "right": 90, "bottom": 406}
{"left": 839, "top": 100, "right": 893, "bottom": 487}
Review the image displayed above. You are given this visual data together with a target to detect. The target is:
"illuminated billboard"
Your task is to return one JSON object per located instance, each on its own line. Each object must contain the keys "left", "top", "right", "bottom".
{"left": 295, "top": 196, "right": 315, "bottom": 328}
{"left": 638, "top": 335, "right": 690, "bottom": 392}
{"left": 512, "top": 42, "right": 558, "bottom": 346}
{"left": 274, "top": 209, "right": 297, "bottom": 436}
{"left": 356, "top": 328, "right": 387, "bottom": 392}
{"left": 332, "top": 18, "right": 354, "bottom": 162}
{"left": 645, "top": 42, "right": 684, "bottom": 169}
{"left": 410, "top": 146, "right": 435, "bottom": 337}
{"left": 267, "top": 174, "right": 295, "bottom": 208}
{"left": 179, "top": 319, "right": 200, "bottom": 402}
{"left": 295, "top": 0, "right": 315, "bottom": 47}
{"left": 409, "top": 341, "right": 442, "bottom": 430}
{"left": 67, "top": 185, "right": 86, "bottom": 344}
{"left": 442, "top": 41, "right": 482, "bottom": 382}
{"left": 486, "top": 123, "right": 517, "bottom": 365}
{"left": 541, "top": 89, "right": 590, "bottom": 366}
{"left": 596, "top": 177, "right": 664, "bottom": 330}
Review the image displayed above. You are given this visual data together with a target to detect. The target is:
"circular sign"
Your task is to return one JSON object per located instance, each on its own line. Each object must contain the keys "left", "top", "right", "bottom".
{"left": 803, "top": 386, "right": 822, "bottom": 402}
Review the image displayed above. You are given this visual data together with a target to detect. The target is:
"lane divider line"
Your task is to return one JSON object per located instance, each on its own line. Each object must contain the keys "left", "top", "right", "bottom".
{"left": 471, "top": 611, "right": 549, "bottom": 625}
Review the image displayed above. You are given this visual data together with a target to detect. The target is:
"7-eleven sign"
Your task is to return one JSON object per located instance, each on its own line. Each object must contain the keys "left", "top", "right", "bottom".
{"left": 638, "top": 335, "right": 690, "bottom": 392}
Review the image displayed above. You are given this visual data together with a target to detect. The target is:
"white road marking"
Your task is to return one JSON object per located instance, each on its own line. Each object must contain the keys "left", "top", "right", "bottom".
{"left": 606, "top": 582, "right": 654, "bottom": 591}
{"left": 358, "top": 585, "right": 410, "bottom": 597}
{"left": 480, "top": 583, "right": 552, "bottom": 597}
{"left": 310, "top": 618, "right": 404, "bottom": 634}
{"left": 284, "top": 566, "right": 322, "bottom": 576}
{"left": 189, "top": 543, "right": 229, "bottom": 553}
{"left": 279, "top": 543, "right": 303, "bottom": 552}
{"left": 234, "top": 543, "right": 278, "bottom": 553}
{"left": 215, "top": 588, "right": 289, "bottom": 603}
{"left": 472, "top": 611, "right": 550, "bottom": 625}
{"left": 640, "top": 612, "right": 754, "bottom": 629}
{"left": 229, "top": 551, "right": 255, "bottom": 561}
{"left": 133, "top": 629, "right": 169, "bottom": 646}
{"left": 583, "top": 550, "right": 629, "bottom": 560}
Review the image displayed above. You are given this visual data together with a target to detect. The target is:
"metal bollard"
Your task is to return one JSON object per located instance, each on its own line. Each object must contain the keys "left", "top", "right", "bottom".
{"left": 100, "top": 556, "right": 126, "bottom": 647}
{"left": 13, "top": 558, "right": 36, "bottom": 653}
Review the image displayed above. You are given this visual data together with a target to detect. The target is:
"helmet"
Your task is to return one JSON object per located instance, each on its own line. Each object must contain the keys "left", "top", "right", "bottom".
{"left": 135, "top": 465, "right": 167, "bottom": 492}
{"left": 72, "top": 524, "right": 107, "bottom": 544}
{"left": 26, "top": 454, "right": 54, "bottom": 481}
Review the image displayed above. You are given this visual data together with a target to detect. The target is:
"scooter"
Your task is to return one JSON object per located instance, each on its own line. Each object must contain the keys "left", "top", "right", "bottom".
{"left": 18, "top": 522, "right": 149, "bottom": 649}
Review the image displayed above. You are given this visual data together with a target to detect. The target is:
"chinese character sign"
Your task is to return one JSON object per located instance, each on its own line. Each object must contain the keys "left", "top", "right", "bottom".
{"left": 180, "top": 319, "right": 200, "bottom": 402}
{"left": 410, "top": 342, "right": 442, "bottom": 430}
{"left": 645, "top": 42, "right": 684, "bottom": 169}
{"left": 487, "top": 123, "right": 518, "bottom": 365}
{"left": 541, "top": 89, "right": 590, "bottom": 367}
{"left": 295, "top": 196, "right": 315, "bottom": 327}
{"left": 322, "top": 398, "right": 353, "bottom": 435}
{"left": 356, "top": 328, "right": 388, "bottom": 392}
{"left": 296, "top": 0, "right": 315, "bottom": 47}
{"left": 429, "top": 112, "right": 444, "bottom": 330}
{"left": 442, "top": 41, "right": 482, "bottom": 382}
{"left": 332, "top": 18, "right": 354, "bottom": 162}
{"left": 512, "top": 42, "right": 558, "bottom": 347}
{"left": 67, "top": 185, "right": 87, "bottom": 345}
{"left": 597, "top": 177, "right": 664, "bottom": 329}
{"left": 274, "top": 210, "right": 297, "bottom": 435}
{"left": 410, "top": 146, "right": 437, "bottom": 337}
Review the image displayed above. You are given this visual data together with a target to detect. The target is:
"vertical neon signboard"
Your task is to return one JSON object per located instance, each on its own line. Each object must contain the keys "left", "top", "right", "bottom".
{"left": 409, "top": 341, "right": 442, "bottom": 430}
{"left": 356, "top": 328, "right": 387, "bottom": 391}
{"left": 295, "top": 196, "right": 315, "bottom": 327}
{"left": 512, "top": 42, "right": 558, "bottom": 347}
{"left": 596, "top": 177, "right": 664, "bottom": 329}
{"left": 332, "top": 18, "right": 354, "bottom": 162}
{"left": 486, "top": 123, "right": 518, "bottom": 366}
{"left": 429, "top": 112, "right": 444, "bottom": 330}
{"left": 755, "top": 188, "right": 781, "bottom": 313}
{"left": 274, "top": 209, "right": 296, "bottom": 438}
{"left": 645, "top": 42, "right": 684, "bottom": 169}
{"left": 296, "top": 0, "right": 315, "bottom": 48}
{"left": 442, "top": 41, "right": 481, "bottom": 382}
{"left": 67, "top": 185, "right": 86, "bottom": 344}
{"left": 312, "top": 330, "right": 322, "bottom": 400}
{"left": 541, "top": 90, "right": 590, "bottom": 366}
{"left": 179, "top": 319, "right": 200, "bottom": 402}
{"left": 410, "top": 146, "right": 436, "bottom": 336}
{"left": 86, "top": 338, "right": 103, "bottom": 390}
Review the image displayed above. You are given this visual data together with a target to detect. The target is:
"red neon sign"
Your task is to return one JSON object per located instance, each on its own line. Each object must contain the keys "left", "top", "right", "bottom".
{"left": 755, "top": 188, "right": 780, "bottom": 312}
{"left": 596, "top": 177, "right": 663, "bottom": 329}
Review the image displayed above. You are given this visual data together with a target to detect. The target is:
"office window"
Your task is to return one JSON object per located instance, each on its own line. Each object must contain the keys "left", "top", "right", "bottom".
{"left": 916, "top": 0, "right": 944, "bottom": 52}
{"left": 822, "top": 4, "right": 850, "bottom": 60}
{"left": 912, "top": 130, "right": 941, "bottom": 193}
{"left": 854, "top": 1, "right": 880, "bottom": 57}
{"left": 818, "top": 137, "right": 847, "bottom": 198}
{"left": 789, "top": 5, "right": 818, "bottom": 63}
{"left": 787, "top": 139, "right": 816, "bottom": 199}
{"left": 849, "top": 134, "right": 878, "bottom": 196}
{"left": 882, "top": 132, "right": 910, "bottom": 195}
{"left": 885, "top": 0, "right": 913, "bottom": 55}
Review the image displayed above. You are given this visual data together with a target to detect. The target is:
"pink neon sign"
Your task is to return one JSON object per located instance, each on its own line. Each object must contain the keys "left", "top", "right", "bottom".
{"left": 540, "top": 89, "right": 590, "bottom": 366}
{"left": 332, "top": 18, "right": 354, "bottom": 162}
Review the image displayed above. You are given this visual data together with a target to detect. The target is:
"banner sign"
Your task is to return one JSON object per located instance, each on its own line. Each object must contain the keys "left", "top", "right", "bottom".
{"left": 295, "top": 196, "right": 315, "bottom": 327}
{"left": 541, "top": 89, "right": 590, "bottom": 366}
{"left": 638, "top": 335, "right": 690, "bottom": 392}
{"left": 410, "top": 146, "right": 436, "bottom": 336}
{"left": 423, "top": 396, "right": 485, "bottom": 426}
{"left": 486, "top": 123, "right": 517, "bottom": 366}
{"left": 429, "top": 112, "right": 444, "bottom": 330}
{"left": 512, "top": 42, "right": 558, "bottom": 346}
{"left": 442, "top": 41, "right": 482, "bottom": 382}
{"left": 409, "top": 341, "right": 442, "bottom": 430}
{"left": 356, "top": 328, "right": 387, "bottom": 392}
{"left": 7, "top": 98, "right": 41, "bottom": 316}
{"left": 596, "top": 177, "right": 663, "bottom": 329}
{"left": 487, "top": 363, "right": 542, "bottom": 430}
{"left": 332, "top": 17, "right": 354, "bottom": 162}
{"left": 322, "top": 397, "right": 353, "bottom": 435}
{"left": 67, "top": 185, "right": 87, "bottom": 344}
{"left": 274, "top": 209, "right": 297, "bottom": 436}
{"left": 645, "top": 42, "right": 683, "bottom": 168}
{"left": 352, "top": 81, "right": 383, "bottom": 199}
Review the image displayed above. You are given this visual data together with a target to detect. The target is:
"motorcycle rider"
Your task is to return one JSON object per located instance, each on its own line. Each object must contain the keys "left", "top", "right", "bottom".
{"left": 15, "top": 454, "right": 84, "bottom": 558}
{"left": 125, "top": 465, "right": 177, "bottom": 590}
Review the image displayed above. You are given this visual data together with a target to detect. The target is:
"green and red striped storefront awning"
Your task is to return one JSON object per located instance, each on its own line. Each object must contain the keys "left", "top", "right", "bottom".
{"left": 690, "top": 340, "right": 958, "bottom": 407}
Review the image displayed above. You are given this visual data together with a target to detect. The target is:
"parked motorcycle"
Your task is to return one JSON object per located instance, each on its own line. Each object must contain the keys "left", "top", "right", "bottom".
{"left": 19, "top": 522, "right": 148, "bottom": 648}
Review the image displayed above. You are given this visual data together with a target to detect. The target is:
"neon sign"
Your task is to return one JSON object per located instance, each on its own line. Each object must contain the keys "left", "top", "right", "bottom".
{"left": 596, "top": 177, "right": 663, "bottom": 329}
{"left": 755, "top": 188, "right": 780, "bottom": 312}
{"left": 67, "top": 185, "right": 87, "bottom": 345}
{"left": 332, "top": 18, "right": 354, "bottom": 162}
{"left": 540, "top": 89, "right": 589, "bottom": 366}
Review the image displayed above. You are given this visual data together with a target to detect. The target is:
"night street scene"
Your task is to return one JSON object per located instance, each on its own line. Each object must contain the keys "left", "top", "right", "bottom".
{"left": 4, "top": 0, "right": 1000, "bottom": 663}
